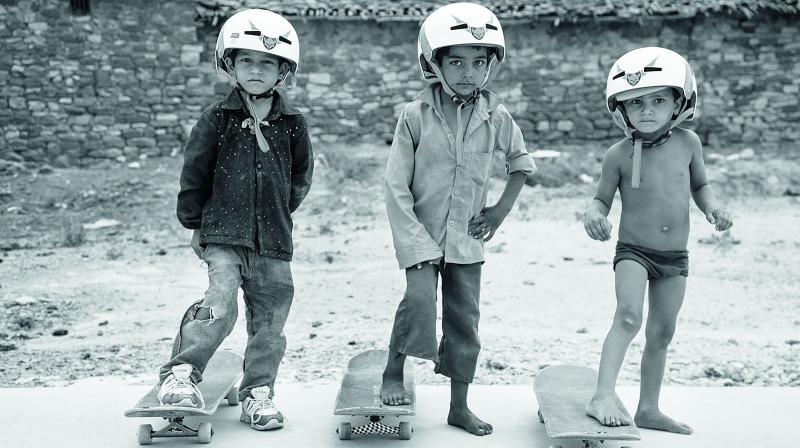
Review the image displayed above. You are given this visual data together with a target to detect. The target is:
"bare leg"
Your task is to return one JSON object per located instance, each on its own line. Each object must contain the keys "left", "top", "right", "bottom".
{"left": 586, "top": 260, "right": 647, "bottom": 427}
{"left": 381, "top": 352, "right": 412, "bottom": 405}
{"left": 635, "top": 275, "right": 692, "bottom": 435}
{"left": 382, "top": 264, "right": 438, "bottom": 406}
{"left": 447, "top": 380, "right": 493, "bottom": 436}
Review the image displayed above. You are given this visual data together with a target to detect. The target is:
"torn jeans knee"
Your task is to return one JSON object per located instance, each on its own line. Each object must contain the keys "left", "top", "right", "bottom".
{"left": 191, "top": 304, "right": 215, "bottom": 323}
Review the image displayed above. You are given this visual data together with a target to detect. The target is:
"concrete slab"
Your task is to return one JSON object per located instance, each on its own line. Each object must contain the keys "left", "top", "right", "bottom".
{"left": 1, "top": 378, "right": 797, "bottom": 447}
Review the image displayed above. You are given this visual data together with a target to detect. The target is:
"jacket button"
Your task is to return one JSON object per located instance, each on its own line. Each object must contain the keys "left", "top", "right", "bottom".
{"left": 256, "top": 163, "right": 263, "bottom": 170}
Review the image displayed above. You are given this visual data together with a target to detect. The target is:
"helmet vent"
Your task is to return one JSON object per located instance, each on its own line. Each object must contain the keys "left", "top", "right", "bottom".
{"left": 70, "top": 0, "right": 90, "bottom": 15}
{"left": 450, "top": 23, "right": 468, "bottom": 30}
{"left": 244, "top": 30, "right": 261, "bottom": 36}
{"left": 486, "top": 24, "right": 498, "bottom": 30}
{"left": 643, "top": 67, "right": 662, "bottom": 72}
{"left": 612, "top": 71, "right": 625, "bottom": 80}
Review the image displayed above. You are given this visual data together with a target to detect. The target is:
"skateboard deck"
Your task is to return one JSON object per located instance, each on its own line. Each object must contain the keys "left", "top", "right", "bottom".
{"left": 333, "top": 349, "right": 415, "bottom": 440}
{"left": 125, "top": 350, "right": 243, "bottom": 445}
{"left": 534, "top": 365, "right": 640, "bottom": 447}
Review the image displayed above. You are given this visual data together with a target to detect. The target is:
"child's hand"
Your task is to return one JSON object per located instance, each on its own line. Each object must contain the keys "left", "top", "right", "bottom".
{"left": 706, "top": 208, "right": 733, "bottom": 231}
{"left": 191, "top": 230, "right": 202, "bottom": 258}
{"left": 468, "top": 205, "right": 510, "bottom": 242}
{"left": 584, "top": 210, "right": 612, "bottom": 241}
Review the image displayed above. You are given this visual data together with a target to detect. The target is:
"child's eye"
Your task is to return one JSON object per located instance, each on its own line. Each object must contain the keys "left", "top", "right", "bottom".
{"left": 629, "top": 99, "right": 641, "bottom": 105}
{"left": 653, "top": 98, "right": 665, "bottom": 104}
{"left": 474, "top": 60, "right": 486, "bottom": 67}
{"left": 450, "top": 60, "right": 462, "bottom": 66}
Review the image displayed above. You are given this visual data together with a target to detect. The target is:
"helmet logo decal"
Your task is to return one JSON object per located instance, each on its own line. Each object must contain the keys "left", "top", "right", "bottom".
{"left": 450, "top": 15, "right": 489, "bottom": 40}
{"left": 626, "top": 71, "right": 642, "bottom": 86}
{"left": 262, "top": 35, "right": 277, "bottom": 50}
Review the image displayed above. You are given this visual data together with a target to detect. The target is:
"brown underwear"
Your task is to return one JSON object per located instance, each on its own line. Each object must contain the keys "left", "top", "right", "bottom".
{"left": 613, "top": 241, "right": 689, "bottom": 280}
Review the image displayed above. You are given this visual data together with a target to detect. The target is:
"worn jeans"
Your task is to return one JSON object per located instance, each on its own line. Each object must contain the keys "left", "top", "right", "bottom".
{"left": 159, "top": 244, "right": 294, "bottom": 400}
{"left": 388, "top": 261, "right": 482, "bottom": 383}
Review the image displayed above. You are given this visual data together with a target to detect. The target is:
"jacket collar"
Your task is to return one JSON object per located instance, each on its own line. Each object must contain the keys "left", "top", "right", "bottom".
{"left": 221, "top": 88, "right": 300, "bottom": 120}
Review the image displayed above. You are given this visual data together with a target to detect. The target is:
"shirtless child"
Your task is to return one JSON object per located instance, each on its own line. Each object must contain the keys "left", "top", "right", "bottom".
{"left": 583, "top": 47, "right": 732, "bottom": 435}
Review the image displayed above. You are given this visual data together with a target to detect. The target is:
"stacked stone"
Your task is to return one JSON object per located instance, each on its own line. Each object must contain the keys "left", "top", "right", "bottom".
{"left": 0, "top": 0, "right": 203, "bottom": 167}
{"left": 1, "top": 2, "right": 798, "bottom": 167}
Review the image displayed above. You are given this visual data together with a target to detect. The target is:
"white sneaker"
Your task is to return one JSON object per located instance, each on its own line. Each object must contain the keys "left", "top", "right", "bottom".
{"left": 240, "top": 386, "right": 284, "bottom": 430}
{"left": 157, "top": 364, "right": 204, "bottom": 408}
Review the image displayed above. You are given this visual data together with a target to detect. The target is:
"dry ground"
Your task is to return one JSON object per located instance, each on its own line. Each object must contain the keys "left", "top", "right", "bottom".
{"left": 1, "top": 143, "right": 798, "bottom": 389}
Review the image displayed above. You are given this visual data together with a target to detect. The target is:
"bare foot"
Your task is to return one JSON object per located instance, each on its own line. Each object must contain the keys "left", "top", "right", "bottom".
{"left": 586, "top": 393, "right": 632, "bottom": 427}
{"left": 447, "top": 406, "right": 493, "bottom": 436}
{"left": 380, "top": 375, "right": 411, "bottom": 406}
{"left": 635, "top": 409, "right": 692, "bottom": 434}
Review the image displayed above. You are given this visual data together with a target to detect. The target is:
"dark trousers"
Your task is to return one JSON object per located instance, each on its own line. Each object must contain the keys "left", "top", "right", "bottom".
{"left": 388, "top": 261, "right": 482, "bottom": 383}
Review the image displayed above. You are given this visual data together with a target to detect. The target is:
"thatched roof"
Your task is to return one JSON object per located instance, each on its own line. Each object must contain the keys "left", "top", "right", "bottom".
{"left": 196, "top": 0, "right": 800, "bottom": 25}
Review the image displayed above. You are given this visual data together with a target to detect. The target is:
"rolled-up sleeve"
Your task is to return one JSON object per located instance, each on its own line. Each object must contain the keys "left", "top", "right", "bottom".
{"left": 494, "top": 105, "right": 536, "bottom": 176}
{"left": 384, "top": 106, "right": 442, "bottom": 269}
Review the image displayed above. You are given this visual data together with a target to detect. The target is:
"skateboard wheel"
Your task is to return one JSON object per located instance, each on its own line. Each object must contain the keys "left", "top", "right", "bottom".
{"left": 137, "top": 424, "right": 152, "bottom": 445}
{"left": 337, "top": 422, "right": 352, "bottom": 440}
{"left": 198, "top": 422, "right": 213, "bottom": 443}
{"left": 226, "top": 386, "right": 239, "bottom": 406}
{"left": 538, "top": 409, "right": 544, "bottom": 423}
{"left": 398, "top": 421, "right": 412, "bottom": 440}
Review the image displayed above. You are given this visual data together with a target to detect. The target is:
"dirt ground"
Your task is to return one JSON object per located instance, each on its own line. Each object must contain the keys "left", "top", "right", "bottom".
{"left": 1, "top": 143, "right": 799, "bottom": 389}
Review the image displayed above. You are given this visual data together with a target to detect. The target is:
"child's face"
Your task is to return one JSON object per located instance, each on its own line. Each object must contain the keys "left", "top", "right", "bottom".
{"left": 439, "top": 45, "right": 489, "bottom": 97}
{"left": 621, "top": 88, "right": 681, "bottom": 136}
{"left": 229, "top": 49, "right": 285, "bottom": 95}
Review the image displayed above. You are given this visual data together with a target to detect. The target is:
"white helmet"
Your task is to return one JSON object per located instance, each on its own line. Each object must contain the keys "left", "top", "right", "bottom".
{"left": 417, "top": 2, "right": 505, "bottom": 98}
{"left": 215, "top": 9, "right": 300, "bottom": 89}
{"left": 606, "top": 47, "right": 697, "bottom": 138}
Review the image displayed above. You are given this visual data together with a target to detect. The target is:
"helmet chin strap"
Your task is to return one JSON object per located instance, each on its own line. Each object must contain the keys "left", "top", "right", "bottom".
{"left": 229, "top": 66, "right": 291, "bottom": 154}
{"left": 618, "top": 98, "right": 690, "bottom": 189}
{"left": 428, "top": 62, "right": 475, "bottom": 161}
{"left": 234, "top": 68, "right": 274, "bottom": 154}
{"left": 249, "top": 89, "right": 273, "bottom": 100}
{"left": 426, "top": 55, "right": 500, "bottom": 159}
{"left": 240, "top": 91, "right": 271, "bottom": 154}
{"left": 628, "top": 128, "right": 673, "bottom": 189}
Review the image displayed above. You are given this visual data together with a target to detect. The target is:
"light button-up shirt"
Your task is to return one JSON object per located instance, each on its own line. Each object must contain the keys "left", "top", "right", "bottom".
{"left": 385, "top": 85, "right": 536, "bottom": 269}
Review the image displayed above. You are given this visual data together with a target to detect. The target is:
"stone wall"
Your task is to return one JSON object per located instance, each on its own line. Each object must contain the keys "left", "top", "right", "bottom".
{"left": 2, "top": 0, "right": 798, "bottom": 167}
{"left": 1, "top": 0, "right": 202, "bottom": 166}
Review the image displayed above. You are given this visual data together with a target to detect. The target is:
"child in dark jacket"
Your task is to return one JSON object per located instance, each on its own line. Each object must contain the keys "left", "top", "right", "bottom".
{"left": 157, "top": 8, "right": 313, "bottom": 432}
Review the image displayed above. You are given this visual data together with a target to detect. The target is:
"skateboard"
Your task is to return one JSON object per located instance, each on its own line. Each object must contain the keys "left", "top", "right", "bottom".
{"left": 333, "top": 349, "right": 415, "bottom": 440}
{"left": 534, "top": 365, "right": 640, "bottom": 448}
{"left": 124, "top": 350, "right": 243, "bottom": 445}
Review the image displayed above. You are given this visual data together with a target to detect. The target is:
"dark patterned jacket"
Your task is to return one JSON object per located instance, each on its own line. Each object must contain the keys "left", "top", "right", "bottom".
{"left": 177, "top": 89, "right": 313, "bottom": 261}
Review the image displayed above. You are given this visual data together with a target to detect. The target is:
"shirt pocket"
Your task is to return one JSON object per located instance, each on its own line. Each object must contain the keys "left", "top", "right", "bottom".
{"left": 469, "top": 121, "right": 496, "bottom": 155}
{"left": 466, "top": 151, "right": 494, "bottom": 189}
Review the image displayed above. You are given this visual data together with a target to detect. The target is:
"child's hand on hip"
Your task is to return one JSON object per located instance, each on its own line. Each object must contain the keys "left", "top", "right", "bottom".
{"left": 468, "top": 205, "right": 510, "bottom": 242}
{"left": 584, "top": 210, "right": 612, "bottom": 241}
{"left": 191, "top": 230, "right": 202, "bottom": 258}
{"left": 706, "top": 208, "right": 733, "bottom": 232}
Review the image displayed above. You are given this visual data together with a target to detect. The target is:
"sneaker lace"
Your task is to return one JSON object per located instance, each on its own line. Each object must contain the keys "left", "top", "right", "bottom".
{"left": 174, "top": 377, "right": 195, "bottom": 390}
{"left": 251, "top": 396, "right": 274, "bottom": 412}
{"left": 249, "top": 396, "right": 290, "bottom": 427}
